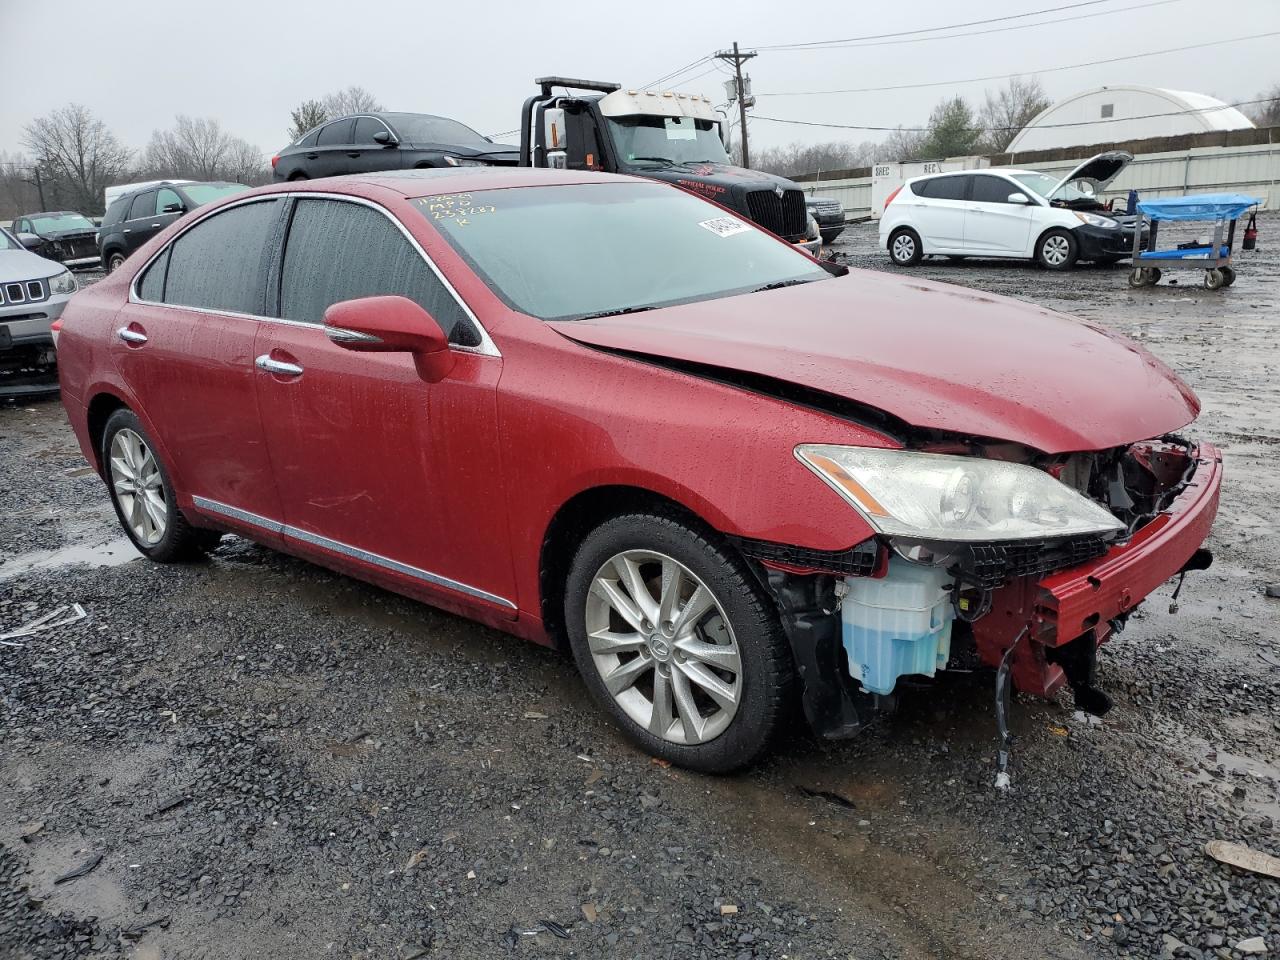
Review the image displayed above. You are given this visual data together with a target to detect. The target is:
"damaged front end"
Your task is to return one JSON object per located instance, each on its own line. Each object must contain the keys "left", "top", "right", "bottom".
{"left": 743, "top": 437, "right": 1221, "bottom": 745}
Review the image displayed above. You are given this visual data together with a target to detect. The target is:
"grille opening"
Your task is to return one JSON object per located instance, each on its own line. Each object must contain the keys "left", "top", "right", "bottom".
{"left": 745, "top": 188, "right": 808, "bottom": 240}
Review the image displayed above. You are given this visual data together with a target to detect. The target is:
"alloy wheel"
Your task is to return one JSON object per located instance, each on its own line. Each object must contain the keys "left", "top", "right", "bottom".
{"left": 1042, "top": 235, "right": 1070, "bottom": 266}
{"left": 892, "top": 234, "right": 915, "bottom": 263}
{"left": 109, "top": 428, "right": 167, "bottom": 545}
{"left": 585, "top": 550, "right": 743, "bottom": 745}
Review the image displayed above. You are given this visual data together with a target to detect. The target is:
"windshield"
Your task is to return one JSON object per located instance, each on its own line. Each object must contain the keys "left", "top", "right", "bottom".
{"left": 30, "top": 213, "right": 95, "bottom": 234}
{"left": 385, "top": 114, "right": 491, "bottom": 147}
{"left": 1012, "top": 172, "right": 1094, "bottom": 203}
{"left": 605, "top": 115, "right": 731, "bottom": 168}
{"left": 182, "top": 183, "right": 251, "bottom": 206}
{"left": 0, "top": 228, "right": 17, "bottom": 251}
{"left": 418, "top": 182, "right": 828, "bottom": 321}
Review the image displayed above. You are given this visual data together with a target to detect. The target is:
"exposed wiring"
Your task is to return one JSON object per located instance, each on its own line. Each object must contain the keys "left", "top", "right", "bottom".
{"left": 994, "top": 624, "right": 1029, "bottom": 791}
{"left": 758, "top": 31, "right": 1280, "bottom": 97}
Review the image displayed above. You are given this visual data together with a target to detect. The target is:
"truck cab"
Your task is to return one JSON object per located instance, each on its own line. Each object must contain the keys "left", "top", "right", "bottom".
{"left": 521, "top": 77, "right": 821, "bottom": 255}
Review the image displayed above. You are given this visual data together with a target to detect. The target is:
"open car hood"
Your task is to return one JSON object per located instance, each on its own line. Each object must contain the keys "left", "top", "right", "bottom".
{"left": 547, "top": 270, "right": 1199, "bottom": 455}
{"left": 1050, "top": 151, "right": 1132, "bottom": 200}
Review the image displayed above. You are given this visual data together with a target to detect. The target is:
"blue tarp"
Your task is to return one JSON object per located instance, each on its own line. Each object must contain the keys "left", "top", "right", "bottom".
{"left": 1137, "top": 245, "right": 1230, "bottom": 261}
{"left": 1136, "top": 193, "right": 1261, "bottom": 221}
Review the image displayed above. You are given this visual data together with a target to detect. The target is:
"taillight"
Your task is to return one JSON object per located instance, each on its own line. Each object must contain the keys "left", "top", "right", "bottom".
{"left": 884, "top": 185, "right": 903, "bottom": 207}
{"left": 271, "top": 155, "right": 279, "bottom": 170}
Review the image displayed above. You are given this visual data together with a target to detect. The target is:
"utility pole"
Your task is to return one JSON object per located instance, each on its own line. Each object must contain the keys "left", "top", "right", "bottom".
{"left": 25, "top": 166, "right": 47, "bottom": 209}
{"left": 716, "top": 42, "right": 757, "bottom": 168}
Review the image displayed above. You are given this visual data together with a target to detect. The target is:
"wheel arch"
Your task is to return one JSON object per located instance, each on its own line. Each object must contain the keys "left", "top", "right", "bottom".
{"left": 538, "top": 484, "right": 724, "bottom": 653}
{"left": 85, "top": 390, "right": 130, "bottom": 473}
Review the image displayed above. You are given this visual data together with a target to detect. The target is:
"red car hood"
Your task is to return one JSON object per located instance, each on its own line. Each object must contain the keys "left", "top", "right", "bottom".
{"left": 547, "top": 270, "right": 1199, "bottom": 454}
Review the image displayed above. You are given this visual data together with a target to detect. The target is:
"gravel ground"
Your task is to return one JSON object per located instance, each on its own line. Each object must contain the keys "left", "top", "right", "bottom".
{"left": 1, "top": 223, "right": 1278, "bottom": 960}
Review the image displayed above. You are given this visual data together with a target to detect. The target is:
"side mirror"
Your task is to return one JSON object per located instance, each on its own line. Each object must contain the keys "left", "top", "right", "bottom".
{"left": 161, "top": 202, "right": 186, "bottom": 214}
{"left": 373, "top": 130, "right": 398, "bottom": 146}
{"left": 323, "top": 295, "right": 455, "bottom": 382}
{"left": 1007, "top": 192, "right": 1030, "bottom": 205}
{"left": 17, "top": 233, "right": 43, "bottom": 250}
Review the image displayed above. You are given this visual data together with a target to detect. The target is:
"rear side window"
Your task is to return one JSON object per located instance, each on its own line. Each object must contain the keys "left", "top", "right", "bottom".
{"left": 971, "top": 175, "right": 1020, "bottom": 204}
{"left": 128, "top": 192, "right": 156, "bottom": 220}
{"left": 103, "top": 198, "right": 129, "bottom": 226}
{"left": 913, "top": 177, "right": 969, "bottom": 201}
{"left": 296, "top": 129, "right": 320, "bottom": 147}
{"left": 163, "top": 199, "right": 282, "bottom": 315}
{"left": 317, "top": 119, "right": 353, "bottom": 146}
{"left": 279, "top": 198, "right": 479, "bottom": 347}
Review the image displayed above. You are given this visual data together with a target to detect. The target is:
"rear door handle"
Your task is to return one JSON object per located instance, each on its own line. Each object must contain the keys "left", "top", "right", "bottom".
{"left": 255, "top": 354, "right": 303, "bottom": 377}
{"left": 117, "top": 326, "right": 147, "bottom": 345}
{"left": 305, "top": 152, "right": 319, "bottom": 160}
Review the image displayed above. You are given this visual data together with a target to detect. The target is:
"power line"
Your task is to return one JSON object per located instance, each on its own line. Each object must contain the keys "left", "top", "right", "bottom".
{"left": 758, "top": 0, "right": 1181, "bottom": 52}
{"left": 752, "top": 95, "right": 1273, "bottom": 133}
{"left": 752, "top": 0, "right": 1122, "bottom": 50}
{"left": 641, "top": 55, "right": 713, "bottom": 91}
{"left": 759, "top": 31, "right": 1280, "bottom": 96}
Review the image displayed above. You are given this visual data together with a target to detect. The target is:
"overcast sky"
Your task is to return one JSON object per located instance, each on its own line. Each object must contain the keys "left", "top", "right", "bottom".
{"left": 3, "top": 0, "right": 1278, "bottom": 159}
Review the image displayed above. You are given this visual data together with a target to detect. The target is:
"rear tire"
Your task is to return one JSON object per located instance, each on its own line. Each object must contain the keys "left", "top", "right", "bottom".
{"left": 1036, "top": 229, "right": 1078, "bottom": 270}
{"left": 1219, "top": 265, "right": 1236, "bottom": 287}
{"left": 101, "top": 409, "right": 221, "bottom": 563}
{"left": 288, "top": 172, "right": 309, "bottom": 181}
{"left": 1203, "top": 268, "right": 1225, "bottom": 290}
{"left": 564, "top": 512, "right": 794, "bottom": 773}
{"left": 888, "top": 228, "right": 923, "bottom": 266}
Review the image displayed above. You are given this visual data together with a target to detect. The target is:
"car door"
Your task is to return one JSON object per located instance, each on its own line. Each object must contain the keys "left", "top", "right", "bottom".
{"left": 112, "top": 197, "right": 287, "bottom": 537}
{"left": 253, "top": 195, "right": 516, "bottom": 616}
{"left": 963, "top": 175, "right": 1036, "bottom": 254}
{"left": 122, "top": 190, "right": 163, "bottom": 255}
{"left": 312, "top": 118, "right": 355, "bottom": 177}
{"left": 349, "top": 116, "right": 402, "bottom": 173}
{"left": 913, "top": 176, "right": 970, "bottom": 251}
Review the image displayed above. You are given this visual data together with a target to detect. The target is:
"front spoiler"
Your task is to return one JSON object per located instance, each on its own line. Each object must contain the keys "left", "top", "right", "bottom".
{"left": 978, "top": 443, "right": 1222, "bottom": 696}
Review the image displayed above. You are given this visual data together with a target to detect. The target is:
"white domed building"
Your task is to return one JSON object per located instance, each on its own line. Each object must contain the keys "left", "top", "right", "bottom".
{"left": 1007, "top": 85, "right": 1254, "bottom": 153}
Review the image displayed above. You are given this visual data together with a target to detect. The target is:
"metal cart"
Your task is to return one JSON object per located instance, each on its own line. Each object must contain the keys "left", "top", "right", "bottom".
{"left": 1127, "top": 193, "right": 1261, "bottom": 290}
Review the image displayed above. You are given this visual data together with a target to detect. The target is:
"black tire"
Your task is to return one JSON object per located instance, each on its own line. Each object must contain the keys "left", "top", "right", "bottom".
{"left": 288, "top": 172, "right": 309, "bottom": 181}
{"left": 1035, "top": 228, "right": 1078, "bottom": 270}
{"left": 1219, "top": 265, "right": 1236, "bottom": 287}
{"left": 101, "top": 409, "right": 220, "bottom": 562}
{"left": 564, "top": 512, "right": 794, "bottom": 773}
{"left": 888, "top": 228, "right": 923, "bottom": 266}
{"left": 105, "top": 251, "right": 126, "bottom": 274}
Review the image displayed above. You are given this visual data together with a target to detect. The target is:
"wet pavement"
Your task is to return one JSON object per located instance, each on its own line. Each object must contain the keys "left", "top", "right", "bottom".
{"left": 1, "top": 222, "right": 1277, "bottom": 959}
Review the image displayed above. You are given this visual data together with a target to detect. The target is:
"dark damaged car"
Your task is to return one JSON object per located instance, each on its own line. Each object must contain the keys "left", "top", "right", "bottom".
{"left": 56, "top": 169, "right": 1219, "bottom": 773}
{"left": 11, "top": 211, "right": 101, "bottom": 270}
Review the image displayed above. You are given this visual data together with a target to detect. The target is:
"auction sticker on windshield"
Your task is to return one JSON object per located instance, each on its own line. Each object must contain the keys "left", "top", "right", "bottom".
{"left": 698, "top": 217, "right": 752, "bottom": 238}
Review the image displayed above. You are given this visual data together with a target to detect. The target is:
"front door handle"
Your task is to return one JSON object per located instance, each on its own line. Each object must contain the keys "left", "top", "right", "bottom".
{"left": 117, "top": 326, "right": 148, "bottom": 345}
{"left": 347, "top": 151, "right": 361, "bottom": 158}
{"left": 255, "top": 354, "right": 303, "bottom": 377}
{"left": 306, "top": 152, "right": 319, "bottom": 160}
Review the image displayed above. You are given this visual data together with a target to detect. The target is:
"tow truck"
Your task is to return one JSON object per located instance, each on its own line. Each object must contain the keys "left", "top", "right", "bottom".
{"left": 520, "top": 77, "right": 822, "bottom": 255}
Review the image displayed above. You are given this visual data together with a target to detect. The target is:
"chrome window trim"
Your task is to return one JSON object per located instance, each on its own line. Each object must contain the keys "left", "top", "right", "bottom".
{"left": 127, "top": 190, "right": 501, "bottom": 358}
{"left": 191, "top": 495, "right": 516, "bottom": 610}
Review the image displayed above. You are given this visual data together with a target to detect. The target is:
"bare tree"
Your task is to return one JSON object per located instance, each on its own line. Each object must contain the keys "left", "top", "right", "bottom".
{"left": 1245, "top": 83, "right": 1280, "bottom": 127}
{"left": 876, "top": 126, "right": 928, "bottom": 163}
{"left": 978, "top": 76, "right": 1051, "bottom": 152}
{"left": 322, "top": 85, "right": 384, "bottom": 117}
{"left": 753, "top": 140, "right": 877, "bottom": 178}
{"left": 288, "top": 99, "right": 328, "bottom": 141}
{"left": 144, "top": 116, "right": 267, "bottom": 184}
{"left": 0, "top": 152, "right": 44, "bottom": 220}
{"left": 22, "top": 104, "right": 133, "bottom": 214}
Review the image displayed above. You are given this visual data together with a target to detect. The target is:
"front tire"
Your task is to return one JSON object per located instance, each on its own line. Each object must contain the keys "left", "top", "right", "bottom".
{"left": 1036, "top": 229, "right": 1078, "bottom": 270}
{"left": 564, "top": 512, "right": 794, "bottom": 773}
{"left": 888, "top": 228, "right": 923, "bottom": 266}
{"left": 106, "top": 251, "right": 126, "bottom": 274}
{"left": 102, "top": 409, "right": 220, "bottom": 562}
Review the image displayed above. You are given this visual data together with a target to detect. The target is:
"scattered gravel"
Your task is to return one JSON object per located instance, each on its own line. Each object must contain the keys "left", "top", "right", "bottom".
{"left": 1, "top": 220, "right": 1277, "bottom": 958}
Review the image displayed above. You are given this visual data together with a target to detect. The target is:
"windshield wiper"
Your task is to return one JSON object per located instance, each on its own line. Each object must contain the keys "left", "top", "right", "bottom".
{"left": 753, "top": 278, "right": 818, "bottom": 293}
{"left": 573, "top": 305, "right": 657, "bottom": 321}
{"left": 627, "top": 156, "right": 676, "bottom": 166}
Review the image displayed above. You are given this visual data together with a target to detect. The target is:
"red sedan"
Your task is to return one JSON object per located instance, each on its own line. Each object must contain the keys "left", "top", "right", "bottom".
{"left": 57, "top": 169, "right": 1220, "bottom": 772}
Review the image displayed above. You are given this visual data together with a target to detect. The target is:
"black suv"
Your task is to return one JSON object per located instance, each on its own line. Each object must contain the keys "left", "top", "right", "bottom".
{"left": 272, "top": 112, "right": 517, "bottom": 181}
{"left": 98, "top": 181, "right": 249, "bottom": 272}
{"left": 805, "top": 196, "right": 846, "bottom": 245}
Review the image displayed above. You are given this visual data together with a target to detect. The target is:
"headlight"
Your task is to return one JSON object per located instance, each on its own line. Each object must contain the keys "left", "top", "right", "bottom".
{"left": 48, "top": 269, "right": 78, "bottom": 296}
{"left": 795, "top": 445, "right": 1125, "bottom": 542}
{"left": 443, "top": 156, "right": 484, "bottom": 167}
{"left": 1075, "top": 212, "right": 1118, "bottom": 229}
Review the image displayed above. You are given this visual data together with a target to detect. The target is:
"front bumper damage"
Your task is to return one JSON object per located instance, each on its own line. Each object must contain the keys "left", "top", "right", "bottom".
{"left": 749, "top": 441, "right": 1222, "bottom": 740}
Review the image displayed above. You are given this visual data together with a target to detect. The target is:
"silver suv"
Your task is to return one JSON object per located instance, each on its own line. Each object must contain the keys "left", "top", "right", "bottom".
{"left": 1, "top": 226, "right": 78, "bottom": 396}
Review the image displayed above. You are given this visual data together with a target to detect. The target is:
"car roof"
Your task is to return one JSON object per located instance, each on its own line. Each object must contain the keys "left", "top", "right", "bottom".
{"left": 909, "top": 169, "right": 1031, "bottom": 183}
{"left": 254, "top": 167, "right": 639, "bottom": 200}
{"left": 19, "top": 210, "right": 83, "bottom": 218}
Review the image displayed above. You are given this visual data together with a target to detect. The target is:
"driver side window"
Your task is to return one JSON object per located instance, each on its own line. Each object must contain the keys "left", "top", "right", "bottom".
{"left": 157, "top": 188, "right": 183, "bottom": 214}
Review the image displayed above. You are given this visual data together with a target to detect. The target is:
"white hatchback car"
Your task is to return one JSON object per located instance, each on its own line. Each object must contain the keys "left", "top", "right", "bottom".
{"left": 879, "top": 152, "right": 1145, "bottom": 270}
